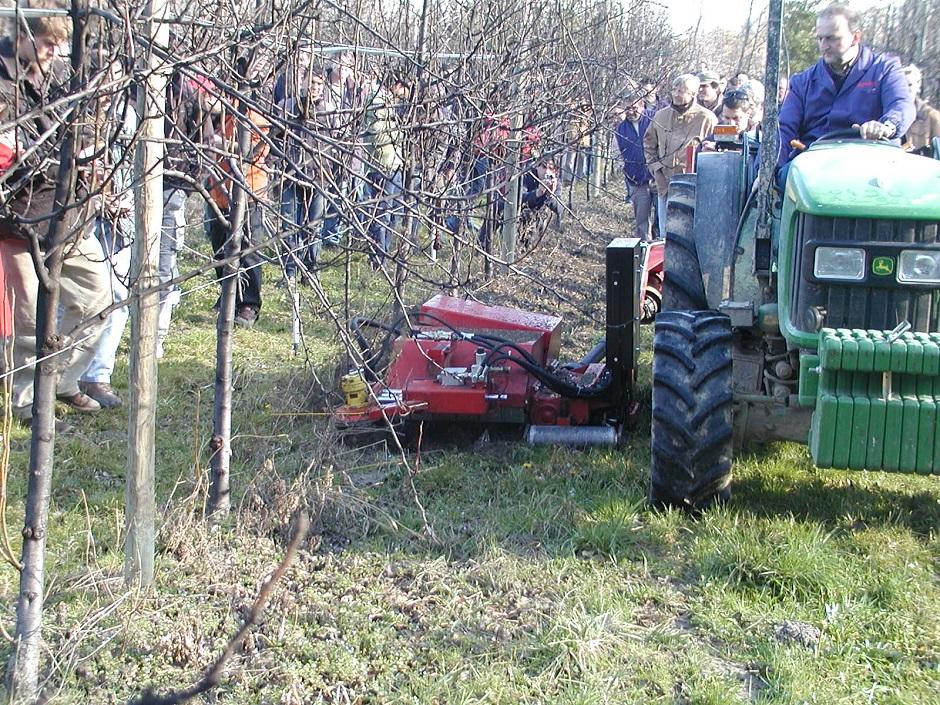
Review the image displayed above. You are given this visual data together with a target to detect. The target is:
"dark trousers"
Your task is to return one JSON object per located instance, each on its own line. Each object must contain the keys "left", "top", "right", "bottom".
{"left": 205, "top": 201, "right": 264, "bottom": 311}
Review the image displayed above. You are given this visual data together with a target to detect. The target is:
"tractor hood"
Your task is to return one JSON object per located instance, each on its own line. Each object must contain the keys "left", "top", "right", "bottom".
{"left": 786, "top": 142, "right": 940, "bottom": 220}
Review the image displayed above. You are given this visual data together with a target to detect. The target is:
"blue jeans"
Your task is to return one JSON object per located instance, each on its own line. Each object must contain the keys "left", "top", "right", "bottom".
{"left": 320, "top": 178, "right": 343, "bottom": 245}
{"left": 360, "top": 170, "right": 403, "bottom": 264}
{"left": 280, "top": 183, "right": 325, "bottom": 277}
{"left": 445, "top": 158, "right": 488, "bottom": 237}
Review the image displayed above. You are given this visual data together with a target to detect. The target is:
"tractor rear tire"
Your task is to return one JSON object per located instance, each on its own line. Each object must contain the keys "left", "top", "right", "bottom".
{"left": 650, "top": 310, "right": 733, "bottom": 509}
{"left": 663, "top": 175, "right": 707, "bottom": 311}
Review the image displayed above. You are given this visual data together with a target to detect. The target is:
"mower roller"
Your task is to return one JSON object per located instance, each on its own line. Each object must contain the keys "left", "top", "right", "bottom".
{"left": 335, "top": 238, "right": 664, "bottom": 445}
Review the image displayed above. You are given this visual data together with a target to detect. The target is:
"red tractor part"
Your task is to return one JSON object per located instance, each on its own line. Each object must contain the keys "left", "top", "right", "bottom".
{"left": 335, "top": 238, "right": 646, "bottom": 445}
{"left": 642, "top": 239, "right": 664, "bottom": 322}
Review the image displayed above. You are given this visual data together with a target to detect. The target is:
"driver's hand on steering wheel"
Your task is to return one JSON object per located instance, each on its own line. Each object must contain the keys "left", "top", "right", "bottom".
{"left": 854, "top": 120, "right": 896, "bottom": 141}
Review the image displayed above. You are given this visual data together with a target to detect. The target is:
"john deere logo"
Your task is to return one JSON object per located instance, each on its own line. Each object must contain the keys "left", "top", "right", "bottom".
{"left": 872, "top": 257, "right": 894, "bottom": 276}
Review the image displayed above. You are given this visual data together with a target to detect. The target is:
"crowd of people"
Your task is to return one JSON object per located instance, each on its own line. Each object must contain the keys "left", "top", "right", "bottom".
{"left": 611, "top": 3, "right": 940, "bottom": 242}
{"left": 2, "top": 0, "right": 940, "bottom": 431}
{"left": 0, "top": 0, "right": 595, "bottom": 427}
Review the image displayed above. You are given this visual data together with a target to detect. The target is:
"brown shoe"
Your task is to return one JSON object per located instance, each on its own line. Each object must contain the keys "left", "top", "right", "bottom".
{"left": 56, "top": 392, "right": 101, "bottom": 413}
{"left": 234, "top": 305, "right": 259, "bottom": 329}
{"left": 79, "top": 382, "right": 123, "bottom": 409}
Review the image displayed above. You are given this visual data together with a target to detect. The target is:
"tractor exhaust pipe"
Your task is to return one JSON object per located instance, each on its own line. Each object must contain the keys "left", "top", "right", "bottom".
{"left": 526, "top": 425, "right": 618, "bottom": 447}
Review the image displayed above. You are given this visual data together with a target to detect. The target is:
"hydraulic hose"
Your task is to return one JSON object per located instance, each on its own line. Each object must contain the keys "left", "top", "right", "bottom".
{"left": 402, "top": 311, "right": 612, "bottom": 399}
{"left": 349, "top": 316, "right": 405, "bottom": 381}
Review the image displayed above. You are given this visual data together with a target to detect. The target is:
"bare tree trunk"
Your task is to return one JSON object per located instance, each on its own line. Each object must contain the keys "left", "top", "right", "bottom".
{"left": 125, "top": 0, "right": 169, "bottom": 590}
{"left": 482, "top": 169, "right": 494, "bottom": 278}
{"left": 7, "top": 7, "right": 87, "bottom": 699}
{"left": 7, "top": 276, "right": 61, "bottom": 702}
{"left": 756, "top": 0, "right": 783, "bottom": 243}
{"left": 208, "top": 75, "right": 251, "bottom": 519}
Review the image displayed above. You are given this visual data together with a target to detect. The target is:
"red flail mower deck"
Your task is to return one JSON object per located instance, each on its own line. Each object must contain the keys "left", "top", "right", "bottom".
{"left": 335, "top": 238, "right": 653, "bottom": 446}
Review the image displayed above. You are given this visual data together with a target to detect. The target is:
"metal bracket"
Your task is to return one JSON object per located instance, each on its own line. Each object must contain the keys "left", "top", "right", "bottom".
{"left": 719, "top": 300, "right": 755, "bottom": 327}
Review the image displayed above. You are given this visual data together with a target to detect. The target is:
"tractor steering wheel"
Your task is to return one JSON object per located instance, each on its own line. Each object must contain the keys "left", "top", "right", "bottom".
{"left": 814, "top": 127, "right": 865, "bottom": 142}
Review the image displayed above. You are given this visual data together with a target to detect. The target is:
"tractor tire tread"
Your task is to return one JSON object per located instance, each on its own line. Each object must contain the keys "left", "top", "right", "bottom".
{"left": 650, "top": 310, "right": 734, "bottom": 510}
{"left": 662, "top": 176, "right": 707, "bottom": 311}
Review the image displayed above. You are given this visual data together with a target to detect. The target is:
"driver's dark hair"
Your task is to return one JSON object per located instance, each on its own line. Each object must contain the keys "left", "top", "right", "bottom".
{"left": 818, "top": 3, "right": 861, "bottom": 32}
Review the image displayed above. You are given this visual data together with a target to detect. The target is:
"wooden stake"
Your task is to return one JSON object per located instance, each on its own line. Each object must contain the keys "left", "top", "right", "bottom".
{"left": 500, "top": 112, "right": 523, "bottom": 269}
{"left": 125, "top": 0, "right": 168, "bottom": 589}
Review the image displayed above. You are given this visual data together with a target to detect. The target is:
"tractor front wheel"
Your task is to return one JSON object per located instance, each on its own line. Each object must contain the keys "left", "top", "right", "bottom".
{"left": 650, "top": 310, "right": 733, "bottom": 509}
{"left": 662, "top": 175, "right": 707, "bottom": 311}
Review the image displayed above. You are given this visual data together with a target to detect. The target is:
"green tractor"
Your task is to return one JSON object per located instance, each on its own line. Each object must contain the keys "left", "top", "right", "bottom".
{"left": 649, "top": 5, "right": 940, "bottom": 509}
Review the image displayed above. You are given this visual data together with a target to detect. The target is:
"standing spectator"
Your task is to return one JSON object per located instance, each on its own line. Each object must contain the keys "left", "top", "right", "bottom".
{"left": 697, "top": 70, "right": 723, "bottom": 114}
{"left": 321, "top": 51, "right": 359, "bottom": 246}
{"left": 325, "top": 51, "right": 357, "bottom": 113}
{"left": 742, "top": 78, "right": 765, "bottom": 127}
{"left": 902, "top": 64, "right": 940, "bottom": 155}
{"left": 777, "top": 75, "right": 790, "bottom": 105}
{"left": 158, "top": 70, "right": 215, "bottom": 357}
{"left": 444, "top": 105, "right": 506, "bottom": 243}
{"left": 79, "top": 55, "right": 137, "bottom": 409}
{"left": 562, "top": 102, "right": 591, "bottom": 184}
{"left": 359, "top": 72, "right": 404, "bottom": 266}
{"left": 274, "top": 61, "right": 338, "bottom": 277}
{"left": 718, "top": 89, "right": 756, "bottom": 134}
{"left": 519, "top": 159, "right": 561, "bottom": 227}
{"left": 0, "top": 0, "right": 111, "bottom": 421}
{"left": 726, "top": 72, "right": 749, "bottom": 91}
{"left": 205, "top": 102, "right": 271, "bottom": 328}
{"left": 614, "top": 97, "right": 655, "bottom": 241}
{"left": 640, "top": 77, "right": 662, "bottom": 112}
{"left": 644, "top": 74, "right": 718, "bottom": 237}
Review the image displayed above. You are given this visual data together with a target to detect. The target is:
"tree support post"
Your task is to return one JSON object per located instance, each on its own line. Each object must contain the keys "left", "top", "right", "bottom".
{"left": 125, "top": 0, "right": 169, "bottom": 589}
{"left": 500, "top": 112, "right": 523, "bottom": 270}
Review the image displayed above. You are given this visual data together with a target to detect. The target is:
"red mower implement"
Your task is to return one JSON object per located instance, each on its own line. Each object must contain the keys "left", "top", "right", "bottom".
{"left": 335, "top": 238, "right": 662, "bottom": 446}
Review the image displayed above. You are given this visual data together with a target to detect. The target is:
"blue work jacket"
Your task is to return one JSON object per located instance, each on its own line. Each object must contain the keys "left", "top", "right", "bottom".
{"left": 777, "top": 45, "right": 915, "bottom": 166}
{"left": 615, "top": 115, "right": 653, "bottom": 184}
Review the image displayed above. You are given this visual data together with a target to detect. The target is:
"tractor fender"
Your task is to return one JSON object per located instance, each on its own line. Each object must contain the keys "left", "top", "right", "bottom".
{"left": 692, "top": 151, "right": 745, "bottom": 310}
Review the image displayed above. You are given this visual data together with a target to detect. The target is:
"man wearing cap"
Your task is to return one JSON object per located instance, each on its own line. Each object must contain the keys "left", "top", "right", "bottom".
{"left": 697, "top": 71, "right": 723, "bottom": 115}
{"left": 644, "top": 74, "right": 719, "bottom": 238}
{"left": 777, "top": 3, "right": 914, "bottom": 169}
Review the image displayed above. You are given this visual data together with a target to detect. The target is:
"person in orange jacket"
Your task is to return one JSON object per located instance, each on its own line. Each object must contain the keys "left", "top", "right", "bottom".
{"left": 205, "top": 101, "right": 271, "bottom": 328}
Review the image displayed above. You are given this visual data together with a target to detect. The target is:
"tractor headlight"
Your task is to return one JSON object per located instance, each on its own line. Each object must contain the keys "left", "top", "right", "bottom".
{"left": 898, "top": 250, "right": 940, "bottom": 284}
{"left": 813, "top": 247, "right": 866, "bottom": 281}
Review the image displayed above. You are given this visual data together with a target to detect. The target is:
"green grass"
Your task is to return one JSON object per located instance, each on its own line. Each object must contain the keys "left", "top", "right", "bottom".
{"left": 1, "top": 185, "right": 939, "bottom": 704}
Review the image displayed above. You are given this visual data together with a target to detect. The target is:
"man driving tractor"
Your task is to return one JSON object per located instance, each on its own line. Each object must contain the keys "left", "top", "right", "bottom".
{"left": 777, "top": 3, "right": 914, "bottom": 171}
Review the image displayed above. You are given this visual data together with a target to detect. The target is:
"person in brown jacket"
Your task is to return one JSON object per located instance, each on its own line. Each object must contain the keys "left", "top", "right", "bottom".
{"left": 0, "top": 0, "right": 112, "bottom": 423}
{"left": 644, "top": 74, "right": 718, "bottom": 237}
{"left": 902, "top": 64, "right": 940, "bottom": 155}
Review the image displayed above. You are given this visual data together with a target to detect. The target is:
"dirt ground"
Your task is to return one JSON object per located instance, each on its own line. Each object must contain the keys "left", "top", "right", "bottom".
{"left": 481, "top": 175, "right": 634, "bottom": 356}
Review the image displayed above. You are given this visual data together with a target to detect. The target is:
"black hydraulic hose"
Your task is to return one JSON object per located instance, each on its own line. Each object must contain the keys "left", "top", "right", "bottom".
{"left": 377, "top": 310, "right": 611, "bottom": 399}
{"left": 575, "top": 339, "right": 606, "bottom": 367}
{"left": 486, "top": 351, "right": 612, "bottom": 399}
{"left": 479, "top": 339, "right": 542, "bottom": 368}
{"left": 349, "top": 316, "right": 405, "bottom": 381}
{"left": 412, "top": 311, "right": 545, "bottom": 368}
